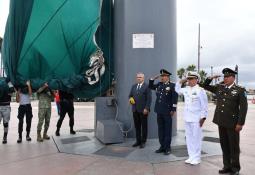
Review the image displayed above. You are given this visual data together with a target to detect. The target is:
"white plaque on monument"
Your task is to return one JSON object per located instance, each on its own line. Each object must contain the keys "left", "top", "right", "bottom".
{"left": 132, "top": 33, "right": 154, "bottom": 48}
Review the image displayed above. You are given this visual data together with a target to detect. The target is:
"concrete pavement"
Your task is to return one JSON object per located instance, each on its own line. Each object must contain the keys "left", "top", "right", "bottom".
{"left": 0, "top": 101, "right": 254, "bottom": 175}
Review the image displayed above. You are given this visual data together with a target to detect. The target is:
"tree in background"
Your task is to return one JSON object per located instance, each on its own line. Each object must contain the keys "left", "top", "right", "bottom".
{"left": 199, "top": 70, "right": 207, "bottom": 83}
{"left": 177, "top": 68, "right": 185, "bottom": 79}
{"left": 186, "top": 64, "right": 196, "bottom": 72}
{"left": 177, "top": 64, "right": 207, "bottom": 83}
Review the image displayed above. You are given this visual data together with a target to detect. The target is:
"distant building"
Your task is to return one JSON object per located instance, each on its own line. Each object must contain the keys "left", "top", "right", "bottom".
{"left": 247, "top": 89, "right": 255, "bottom": 95}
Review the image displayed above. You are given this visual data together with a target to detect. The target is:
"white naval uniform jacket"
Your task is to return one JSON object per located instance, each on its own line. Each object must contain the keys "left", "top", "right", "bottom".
{"left": 175, "top": 83, "right": 208, "bottom": 122}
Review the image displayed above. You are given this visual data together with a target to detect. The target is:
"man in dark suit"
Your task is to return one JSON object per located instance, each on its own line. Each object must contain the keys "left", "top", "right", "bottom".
{"left": 149, "top": 69, "right": 178, "bottom": 155}
{"left": 129, "top": 72, "right": 152, "bottom": 148}
{"left": 200, "top": 68, "right": 248, "bottom": 175}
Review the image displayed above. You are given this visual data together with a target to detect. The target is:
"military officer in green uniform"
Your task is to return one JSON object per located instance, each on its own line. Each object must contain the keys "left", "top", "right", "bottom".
{"left": 37, "top": 83, "right": 54, "bottom": 142}
{"left": 200, "top": 68, "right": 248, "bottom": 175}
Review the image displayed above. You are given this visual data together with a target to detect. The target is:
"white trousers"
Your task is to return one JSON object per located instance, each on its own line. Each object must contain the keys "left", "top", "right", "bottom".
{"left": 185, "top": 122, "right": 202, "bottom": 161}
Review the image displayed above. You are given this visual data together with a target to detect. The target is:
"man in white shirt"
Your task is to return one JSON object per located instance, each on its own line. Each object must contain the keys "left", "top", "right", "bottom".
{"left": 175, "top": 71, "right": 208, "bottom": 165}
{"left": 16, "top": 81, "right": 33, "bottom": 143}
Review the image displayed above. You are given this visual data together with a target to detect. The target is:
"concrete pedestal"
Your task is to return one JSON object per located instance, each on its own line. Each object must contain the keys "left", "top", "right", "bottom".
{"left": 114, "top": 0, "right": 177, "bottom": 138}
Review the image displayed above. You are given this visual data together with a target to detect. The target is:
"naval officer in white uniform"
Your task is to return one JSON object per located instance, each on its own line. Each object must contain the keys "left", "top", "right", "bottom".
{"left": 175, "top": 71, "right": 208, "bottom": 165}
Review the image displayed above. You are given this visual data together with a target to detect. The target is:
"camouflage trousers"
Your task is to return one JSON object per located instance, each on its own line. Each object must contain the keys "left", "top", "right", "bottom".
{"left": 37, "top": 108, "right": 51, "bottom": 131}
{"left": 0, "top": 106, "right": 11, "bottom": 133}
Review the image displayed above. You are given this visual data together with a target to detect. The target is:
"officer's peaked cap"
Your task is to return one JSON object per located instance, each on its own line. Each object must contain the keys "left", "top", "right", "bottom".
{"left": 160, "top": 69, "right": 172, "bottom": 76}
{"left": 186, "top": 71, "right": 200, "bottom": 80}
{"left": 222, "top": 68, "right": 237, "bottom": 77}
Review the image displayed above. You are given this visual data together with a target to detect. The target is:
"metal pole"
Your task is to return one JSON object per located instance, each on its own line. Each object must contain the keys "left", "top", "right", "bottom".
{"left": 211, "top": 66, "right": 213, "bottom": 84}
{"left": 198, "top": 23, "right": 200, "bottom": 73}
{"left": 235, "top": 65, "right": 238, "bottom": 85}
{"left": 0, "top": 37, "right": 2, "bottom": 77}
{"left": 0, "top": 55, "right": 3, "bottom": 77}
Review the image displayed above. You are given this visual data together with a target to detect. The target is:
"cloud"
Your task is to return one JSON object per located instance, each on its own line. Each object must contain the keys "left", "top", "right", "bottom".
{"left": 177, "top": 0, "right": 255, "bottom": 88}
{"left": 0, "top": 0, "right": 9, "bottom": 37}
{"left": 0, "top": 0, "right": 254, "bottom": 88}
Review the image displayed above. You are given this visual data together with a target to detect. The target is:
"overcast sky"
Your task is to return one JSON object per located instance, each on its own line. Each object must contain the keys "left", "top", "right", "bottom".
{"left": 0, "top": 0, "right": 9, "bottom": 37}
{"left": 177, "top": 0, "right": 255, "bottom": 89}
{"left": 0, "top": 0, "right": 254, "bottom": 88}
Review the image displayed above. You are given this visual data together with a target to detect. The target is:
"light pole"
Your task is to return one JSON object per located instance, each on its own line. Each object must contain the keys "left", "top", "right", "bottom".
{"left": 210, "top": 66, "right": 213, "bottom": 84}
{"left": 198, "top": 23, "right": 201, "bottom": 73}
{"left": 0, "top": 37, "right": 2, "bottom": 77}
{"left": 235, "top": 65, "right": 238, "bottom": 85}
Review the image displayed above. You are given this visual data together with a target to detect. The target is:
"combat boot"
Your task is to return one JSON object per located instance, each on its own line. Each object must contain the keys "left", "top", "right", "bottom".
{"left": 2, "top": 132, "right": 7, "bottom": 144}
{"left": 70, "top": 129, "right": 76, "bottom": 135}
{"left": 17, "top": 133, "right": 22, "bottom": 143}
{"left": 26, "top": 132, "right": 32, "bottom": 141}
{"left": 55, "top": 128, "right": 60, "bottom": 136}
{"left": 37, "top": 130, "right": 43, "bottom": 142}
{"left": 43, "top": 130, "right": 50, "bottom": 140}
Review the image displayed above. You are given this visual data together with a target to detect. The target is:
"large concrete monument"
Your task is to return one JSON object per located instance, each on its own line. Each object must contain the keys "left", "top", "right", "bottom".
{"left": 95, "top": 0, "right": 177, "bottom": 143}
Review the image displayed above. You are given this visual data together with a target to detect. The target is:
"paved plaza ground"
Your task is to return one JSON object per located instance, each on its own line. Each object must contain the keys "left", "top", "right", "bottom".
{"left": 0, "top": 101, "right": 254, "bottom": 175}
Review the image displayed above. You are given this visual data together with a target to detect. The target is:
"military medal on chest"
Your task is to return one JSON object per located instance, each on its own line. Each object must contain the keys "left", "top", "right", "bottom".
{"left": 191, "top": 91, "right": 197, "bottom": 102}
{"left": 231, "top": 89, "right": 238, "bottom": 96}
{"left": 165, "top": 86, "right": 170, "bottom": 95}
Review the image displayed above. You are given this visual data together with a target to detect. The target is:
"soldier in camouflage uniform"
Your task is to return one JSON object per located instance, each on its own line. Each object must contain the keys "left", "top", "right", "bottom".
{"left": 200, "top": 68, "right": 248, "bottom": 175}
{"left": 37, "top": 83, "right": 54, "bottom": 142}
{"left": 0, "top": 78, "right": 15, "bottom": 144}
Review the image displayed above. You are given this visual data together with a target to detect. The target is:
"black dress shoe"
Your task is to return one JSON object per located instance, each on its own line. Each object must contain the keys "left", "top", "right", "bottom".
{"left": 132, "top": 142, "right": 140, "bottom": 147}
{"left": 2, "top": 137, "right": 7, "bottom": 144}
{"left": 70, "top": 130, "right": 76, "bottom": 135}
{"left": 164, "top": 150, "right": 171, "bottom": 155}
{"left": 2, "top": 139, "right": 7, "bottom": 144}
{"left": 17, "top": 137, "right": 22, "bottom": 143}
{"left": 55, "top": 130, "right": 60, "bottom": 136}
{"left": 140, "top": 143, "right": 145, "bottom": 148}
{"left": 26, "top": 136, "right": 32, "bottom": 141}
{"left": 155, "top": 148, "right": 164, "bottom": 153}
{"left": 230, "top": 172, "right": 239, "bottom": 175}
{"left": 219, "top": 168, "right": 232, "bottom": 174}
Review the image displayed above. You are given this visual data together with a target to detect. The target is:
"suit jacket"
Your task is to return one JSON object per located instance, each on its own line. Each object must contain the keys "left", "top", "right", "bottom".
{"left": 149, "top": 79, "right": 178, "bottom": 115}
{"left": 129, "top": 83, "right": 152, "bottom": 113}
{"left": 200, "top": 78, "right": 248, "bottom": 128}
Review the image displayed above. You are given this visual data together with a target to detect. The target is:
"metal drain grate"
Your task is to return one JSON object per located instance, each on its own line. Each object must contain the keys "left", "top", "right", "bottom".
{"left": 202, "top": 129, "right": 213, "bottom": 133}
{"left": 76, "top": 129, "right": 94, "bottom": 133}
{"left": 171, "top": 145, "right": 188, "bottom": 157}
{"left": 179, "top": 129, "right": 213, "bottom": 133}
{"left": 61, "top": 136, "right": 90, "bottom": 144}
{"left": 203, "top": 136, "right": 220, "bottom": 143}
{"left": 171, "top": 145, "right": 206, "bottom": 157}
{"left": 94, "top": 146, "right": 135, "bottom": 158}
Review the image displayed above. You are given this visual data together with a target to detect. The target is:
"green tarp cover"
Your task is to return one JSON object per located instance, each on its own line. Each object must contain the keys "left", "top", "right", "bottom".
{"left": 2, "top": 0, "right": 113, "bottom": 98}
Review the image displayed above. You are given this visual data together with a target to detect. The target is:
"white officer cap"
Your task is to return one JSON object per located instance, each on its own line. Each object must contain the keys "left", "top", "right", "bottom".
{"left": 186, "top": 71, "right": 201, "bottom": 82}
